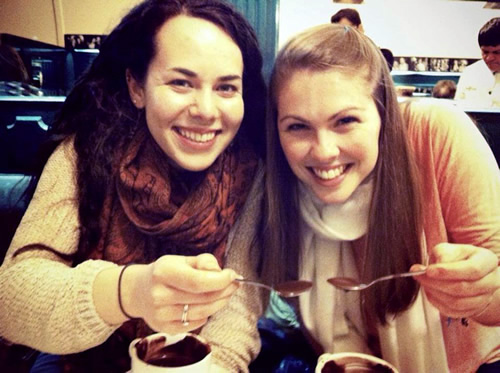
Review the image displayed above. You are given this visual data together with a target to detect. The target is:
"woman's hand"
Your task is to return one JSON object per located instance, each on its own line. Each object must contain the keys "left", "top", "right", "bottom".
{"left": 412, "top": 243, "right": 500, "bottom": 325}
{"left": 121, "top": 253, "right": 240, "bottom": 334}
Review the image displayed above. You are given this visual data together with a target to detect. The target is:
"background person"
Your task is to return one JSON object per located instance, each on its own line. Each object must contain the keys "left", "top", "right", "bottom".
{"left": 432, "top": 79, "right": 457, "bottom": 99}
{"left": 0, "top": 0, "right": 267, "bottom": 372}
{"left": 455, "top": 17, "right": 500, "bottom": 107}
{"left": 331, "top": 8, "right": 393, "bottom": 71}
{"left": 0, "top": 43, "right": 39, "bottom": 96}
{"left": 379, "top": 48, "right": 394, "bottom": 71}
{"left": 261, "top": 24, "right": 500, "bottom": 372}
{"left": 0, "top": 44, "right": 29, "bottom": 83}
{"left": 330, "top": 8, "right": 364, "bottom": 33}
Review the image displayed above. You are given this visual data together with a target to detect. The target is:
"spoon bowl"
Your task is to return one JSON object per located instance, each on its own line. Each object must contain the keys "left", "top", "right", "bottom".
{"left": 236, "top": 278, "right": 312, "bottom": 298}
{"left": 327, "top": 269, "right": 426, "bottom": 291}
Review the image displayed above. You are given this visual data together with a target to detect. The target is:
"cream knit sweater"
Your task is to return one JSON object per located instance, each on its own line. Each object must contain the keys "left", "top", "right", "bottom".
{"left": 0, "top": 139, "right": 265, "bottom": 372}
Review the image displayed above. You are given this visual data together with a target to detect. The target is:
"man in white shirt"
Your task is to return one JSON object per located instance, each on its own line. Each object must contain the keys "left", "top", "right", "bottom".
{"left": 455, "top": 17, "right": 500, "bottom": 108}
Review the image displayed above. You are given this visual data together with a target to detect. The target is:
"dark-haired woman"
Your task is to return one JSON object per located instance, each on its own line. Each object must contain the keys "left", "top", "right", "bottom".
{"left": 0, "top": 0, "right": 266, "bottom": 371}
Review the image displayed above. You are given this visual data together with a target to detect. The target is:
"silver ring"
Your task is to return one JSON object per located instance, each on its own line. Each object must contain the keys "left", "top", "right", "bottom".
{"left": 181, "top": 304, "right": 189, "bottom": 326}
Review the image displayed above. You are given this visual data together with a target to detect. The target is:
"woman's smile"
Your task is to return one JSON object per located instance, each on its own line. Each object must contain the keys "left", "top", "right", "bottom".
{"left": 310, "top": 164, "right": 349, "bottom": 181}
{"left": 175, "top": 127, "right": 220, "bottom": 144}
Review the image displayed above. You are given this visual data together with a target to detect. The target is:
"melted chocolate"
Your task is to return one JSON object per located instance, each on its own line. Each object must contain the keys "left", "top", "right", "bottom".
{"left": 321, "top": 358, "right": 394, "bottom": 372}
{"left": 273, "top": 280, "right": 312, "bottom": 296}
{"left": 322, "top": 360, "right": 345, "bottom": 372}
{"left": 136, "top": 335, "right": 210, "bottom": 367}
{"left": 372, "top": 364, "right": 394, "bottom": 373}
{"left": 327, "top": 277, "right": 359, "bottom": 287}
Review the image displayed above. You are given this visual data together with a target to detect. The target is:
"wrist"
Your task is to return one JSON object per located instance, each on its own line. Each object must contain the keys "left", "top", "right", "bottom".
{"left": 470, "top": 291, "right": 500, "bottom": 326}
{"left": 118, "top": 264, "right": 137, "bottom": 319}
{"left": 472, "top": 301, "right": 491, "bottom": 319}
{"left": 119, "top": 263, "right": 148, "bottom": 320}
{"left": 93, "top": 266, "right": 129, "bottom": 325}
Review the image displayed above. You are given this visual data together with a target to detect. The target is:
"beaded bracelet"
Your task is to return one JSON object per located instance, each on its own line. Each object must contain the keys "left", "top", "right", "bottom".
{"left": 118, "top": 264, "right": 135, "bottom": 320}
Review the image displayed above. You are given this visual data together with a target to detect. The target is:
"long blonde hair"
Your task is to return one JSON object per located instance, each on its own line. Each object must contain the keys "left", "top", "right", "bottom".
{"left": 262, "top": 24, "right": 423, "bottom": 324}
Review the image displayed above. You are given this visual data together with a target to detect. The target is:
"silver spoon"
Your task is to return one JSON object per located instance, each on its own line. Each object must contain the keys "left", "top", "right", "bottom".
{"left": 327, "top": 269, "right": 427, "bottom": 291}
{"left": 235, "top": 278, "right": 313, "bottom": 298}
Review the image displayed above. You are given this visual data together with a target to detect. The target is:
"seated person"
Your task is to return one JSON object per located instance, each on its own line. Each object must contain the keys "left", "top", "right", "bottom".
{"left": 380, "top": 48, "right": 394, "bottom": 71}
{"left": 0, "top": 0, "right": 267, "bottom": 372}
{"left": 261, "top": 23, "right": 500, "bottom": 373}
{"left": 432, "top": 79, "right": 457, "bottom": 99}
{"left": 0, "top": 44, "right": 29, "bottom": 83}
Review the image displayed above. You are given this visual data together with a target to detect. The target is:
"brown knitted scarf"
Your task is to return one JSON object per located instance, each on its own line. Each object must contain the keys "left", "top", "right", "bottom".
{"left": 92, "top": 126, "right": 257, "bottom": 265}
{"left": 62, "top": 127, "right": 258, "bottom": 372}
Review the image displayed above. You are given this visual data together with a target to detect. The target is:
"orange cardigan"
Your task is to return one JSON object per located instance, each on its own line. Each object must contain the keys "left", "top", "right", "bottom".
{"left": 406, "top": 100, "right": 500, "bottom": 372}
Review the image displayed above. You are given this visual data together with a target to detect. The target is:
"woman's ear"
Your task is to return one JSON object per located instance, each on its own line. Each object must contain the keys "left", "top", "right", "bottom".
{"left": 126, "top": 69, "right": 145, "bottom": 109}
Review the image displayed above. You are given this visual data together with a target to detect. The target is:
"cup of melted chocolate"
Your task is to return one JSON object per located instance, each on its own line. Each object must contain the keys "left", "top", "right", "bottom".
{"left": 316, "top": 352, "right": 399, "bottom": 373}
{"left": 129, "top": 333, "right": 211, "bottom": 372}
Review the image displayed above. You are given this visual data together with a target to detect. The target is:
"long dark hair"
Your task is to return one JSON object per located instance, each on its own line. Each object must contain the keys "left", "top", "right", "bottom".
{"left": 261, "top": 24, "right": 422, "bottom": 324}
{"left": 29, "top": 0, "right": 266, "bottom": 263}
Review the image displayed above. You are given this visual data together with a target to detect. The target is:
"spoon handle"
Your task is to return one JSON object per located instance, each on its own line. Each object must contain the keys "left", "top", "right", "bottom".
{"left": 369, "top": 269, "right": 427, "bottom": 286}
{"left": 235, "top": 278, "right": 275, "bottom": 293}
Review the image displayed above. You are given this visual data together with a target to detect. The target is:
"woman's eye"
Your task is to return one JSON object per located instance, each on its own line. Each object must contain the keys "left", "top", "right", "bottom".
{"left": 287, "top": 123, "right": 308, "bottom": 131}
{"left": 169, "top": 79, "right": 192, "bottom": 88}
{"left": 217, "top": 84, "right": 240, "bottom": 95}
{"left": 337, "top": 116, "right": 358, "bottom": 126}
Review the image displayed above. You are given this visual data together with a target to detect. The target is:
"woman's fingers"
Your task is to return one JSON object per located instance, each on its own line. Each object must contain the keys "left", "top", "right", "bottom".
{"left": 144, "top": 296, "right": 233, "bottom": 334}
{"left": 189, "top": 253, "right": 221, "bottom": 271}
{"left": 148, "top": 253, "right": 240, "bottom": 304}
{"left": 153, "top": 254, "right": 239, "bottom": 293}
{"left": 155, "top": 297, "right": 233, "bottom": 323}
{"left": 148, "top": 317, "right": 208, "bottom": 335}
{"left": 414, "top": 242, "right": 500, "bottom": 319}
{"left": 149, "top": 280, "right": 238, "bottom": 306}
{"left": 416, "top": 270, "right": 497, "bottom": 297}
{"left": 427, "top": 243, "right": 498, "bottom": 280}
{"left": 126, "top": 254, "right": 242, "bottom": 335}
{"left": 424, "top": 289, "right": 493, "bottom": 319}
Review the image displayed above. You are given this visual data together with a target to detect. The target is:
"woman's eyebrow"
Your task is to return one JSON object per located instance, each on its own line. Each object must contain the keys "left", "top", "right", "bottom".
{"left": 279, "top": 114, "right": 307, "bottom": 124}
{"left": 170, "top": 67, "right": 241, "bottom": 82}
{"left": 279, "top": 107, "right": 359, "bottom": 124}
{"left": 170, "top": 67, "right": 196, "bottom": 77}
{"left": 219, "top": 74, "right": 242, "bottom": 82}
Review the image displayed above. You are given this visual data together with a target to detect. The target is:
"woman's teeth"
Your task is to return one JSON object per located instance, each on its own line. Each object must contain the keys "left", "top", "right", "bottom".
{"left": 312, "top": 165, "right": 346, "bottom": 180}
{"left": 178, "top": 128, "right": 216, "bottom": 143}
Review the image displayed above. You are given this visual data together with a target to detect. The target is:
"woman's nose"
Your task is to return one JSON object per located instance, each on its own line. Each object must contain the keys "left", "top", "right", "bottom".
{"left": 310, "top": 132, "right": 340, "bottom": 160}
{"left": 189, "top": 90, "right": 217, "bottom": 121}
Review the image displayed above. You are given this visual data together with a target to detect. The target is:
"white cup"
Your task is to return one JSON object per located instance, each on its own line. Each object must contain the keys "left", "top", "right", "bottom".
{"left": 129, "top": 333, "right": 212, "bottom": 372}
{"left": 316, "top": 352, "right": 399, "bottom": 373}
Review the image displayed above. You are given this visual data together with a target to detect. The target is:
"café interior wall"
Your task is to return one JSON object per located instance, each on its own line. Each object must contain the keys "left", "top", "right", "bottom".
{"left": 279, "top": 0, "right": 500, "bottom": 59}
{"left": 0, "top": 0, "right": 143, "bottom": 47}
{"left": 2, "top": 0, "right": 500, "bottom": 59}
{"left": 0, "top": 0, "right": 60, "bottom": 45}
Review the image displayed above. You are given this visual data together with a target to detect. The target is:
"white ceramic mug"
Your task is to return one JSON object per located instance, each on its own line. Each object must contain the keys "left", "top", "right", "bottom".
{"left": 316, "top": 352, "right": 399, "bottom": 373}
{"left": 129, "top": 333, "right": 211, "bottom": 372}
